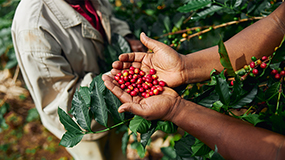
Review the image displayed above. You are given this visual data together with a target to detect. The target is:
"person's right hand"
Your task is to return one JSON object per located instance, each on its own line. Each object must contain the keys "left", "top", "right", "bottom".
{"left": 111, "top": 32, "right": 187, "bottom": 88}
{"left": 102, "top": 74, "right": 182, "bottom": 121}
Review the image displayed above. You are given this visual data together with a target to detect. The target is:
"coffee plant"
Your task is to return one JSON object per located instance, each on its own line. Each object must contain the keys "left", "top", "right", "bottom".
{"left": 0, "top": 0, "right": 274, "bottom": 159}
{"left": 58, "top": 1, "right": 285, "bottom": 159}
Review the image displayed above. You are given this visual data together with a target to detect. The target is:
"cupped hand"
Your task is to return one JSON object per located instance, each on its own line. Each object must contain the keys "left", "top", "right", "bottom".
{"left": 112, "top": 32, "right": 187, "bottom": 88}
{"left": 102, "top": 74, "right": 182, "bottom": 121}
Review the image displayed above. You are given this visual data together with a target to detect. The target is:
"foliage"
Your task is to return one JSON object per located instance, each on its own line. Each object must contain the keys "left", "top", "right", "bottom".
{"left": 0, "top": 0, "right": 20, "bottom": 70}
{"left": 1, "top": 0, "right": 283, "bottom": 159}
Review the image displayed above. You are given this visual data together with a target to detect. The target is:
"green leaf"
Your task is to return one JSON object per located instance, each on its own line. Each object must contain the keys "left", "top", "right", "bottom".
{"left": 174, "top": 134, "right": 195, "bottom": 158}
{"left": 198, "top": 91, "right": 219, "bottom": 108}
{"left": 173, "top": 13, "right": 185, "bottom": 29}
{"left": 218, "top": 39, "right": 235, "bottom": 77}
{"left": 59, "top": 131, "right": 84, "bottom": 148}
{"left": 210, "top": 145, "right": 225, "bottom": 160}
{"left": 130, "top": 141, "right": 146, "bottom": 158}
{"left": 90, "top": 80, "right": 108, "bottom": 127}
{"left": 211, "top": 101, "right": 224, "bottom": 112}
{"left": 192, "top": 5, "right": 223, "bottom": 21}
{"left": 79, "top": 86, "right": 91, "bottom": 106}
{"left": 70, "top": 91, "right": 92, "bottom": 131}
{"left": 242, "top": 113, "right": 264, "bottom": 126}
{"left": 104, "top": 88, "right": 124, "bottom": 123}
{"left": 156, "top": 121, "right": 178, "bottom": 134}
{"left": 121, "top": 132, "right": 130, "bottom": 155}
{"left": 265, "top": 82, "right": 280, "bottom": 100}
{"left": 129, "top": 115, "right": 151, "bottom": 135}
{"left": 161, "top": 147, "right": 177, "bottom": 159}
{"left": 214, "top": 74, "right": 231, "bottom": 106}
{"left": 230, "top": 86, "right": 258, "bottom": 109}
{"left": 140, "top": 122, "right": 156, "bottom": 148}
{"left": 111, "top": 33, "right": 131, "bottom": 53}
{"left": 93, "top": 74, "right": 105, "bottom": 93}
{"left": 233, "top": 0, "right": 242, "bottom": 8}
{"left": 191, "top": 139, "right": 211, "bottom": 156}
{"left": 160, "top": 15, "right": 171, "bottom": 32}
{"left": 58, "top": 107, "right": 83, "bottom": 134}
{"left": 177, "top": 0, "right": 212, "bottom": 13}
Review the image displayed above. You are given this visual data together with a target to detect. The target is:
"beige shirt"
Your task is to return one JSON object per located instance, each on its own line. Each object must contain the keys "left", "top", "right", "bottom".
{"left": 11, "top": 0, "right": 131, "bottom": 140}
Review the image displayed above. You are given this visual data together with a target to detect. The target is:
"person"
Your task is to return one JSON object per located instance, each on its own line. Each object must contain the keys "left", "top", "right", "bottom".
{"left": 11, "top": 0, "right": 146, "bottom": 159}
{"left": 102, "top": 2, "right": 285, "bottom": 160}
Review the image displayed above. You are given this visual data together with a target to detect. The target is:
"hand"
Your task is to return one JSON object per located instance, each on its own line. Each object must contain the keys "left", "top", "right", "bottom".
{"left": 124, "top": 35, "right": 147, "bottom": 52}
{"left": 102, "top": 74, "right": 182, "bottom": 121}
{"left": 113, "top": 32, "right": 187, "bottom": 88}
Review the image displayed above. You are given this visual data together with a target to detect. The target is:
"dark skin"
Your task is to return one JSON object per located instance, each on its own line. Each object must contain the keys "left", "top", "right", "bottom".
{"left": 64, "top": 0, "right": 147, "bottom": 52}
{"left": 103, "top": 2, "right": 285, "bottom": 160}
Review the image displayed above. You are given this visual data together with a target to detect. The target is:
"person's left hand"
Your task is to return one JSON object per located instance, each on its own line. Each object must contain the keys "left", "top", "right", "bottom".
{"left": 124, "top": 35, "right": 147, "bottom": 52}
{"left": 102, "top": 74, "right": 181, "bottom": 121}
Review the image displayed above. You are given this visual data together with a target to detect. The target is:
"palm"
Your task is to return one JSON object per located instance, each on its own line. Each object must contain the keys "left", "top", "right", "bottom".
{"left": 112, "top": 33, "right": 186, "bottom": 88}
{"left": 102, "top": 74, "right": 180, "bottom": 121}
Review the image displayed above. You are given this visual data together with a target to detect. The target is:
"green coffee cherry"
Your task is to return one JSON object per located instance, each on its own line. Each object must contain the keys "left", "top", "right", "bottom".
{"left": 251, "top": 56, "right": 257, "bottom": 61}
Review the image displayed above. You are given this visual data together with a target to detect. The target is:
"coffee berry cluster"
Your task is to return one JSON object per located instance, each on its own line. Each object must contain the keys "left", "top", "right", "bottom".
{"left": 114, "top": 67, "right": 166, "bottom": 98}
{"left": 232, "top": 55, "right": 285, "bottom": 85}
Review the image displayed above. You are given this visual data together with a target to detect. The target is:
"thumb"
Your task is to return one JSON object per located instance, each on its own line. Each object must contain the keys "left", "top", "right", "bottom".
{"left": 118, "top": 103, "right": 142, "bottom": 115}
{"left": 140, "top": 32, "right": 167, "bottom": 53}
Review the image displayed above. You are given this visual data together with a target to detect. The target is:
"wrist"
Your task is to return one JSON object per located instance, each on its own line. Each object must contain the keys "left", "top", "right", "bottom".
{"left": 165, "top": 97, "right": 191, "bottom": 124}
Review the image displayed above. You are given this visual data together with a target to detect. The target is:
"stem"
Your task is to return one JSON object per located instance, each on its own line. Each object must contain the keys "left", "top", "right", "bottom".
{"left": 275, "top": 79, "right": 283, "bottom": 115}
{"left": 244, "top": 106, "right": 253, "bottom": 115}
{"left": 85, "top": 118, "right": 133, "bottom": 134}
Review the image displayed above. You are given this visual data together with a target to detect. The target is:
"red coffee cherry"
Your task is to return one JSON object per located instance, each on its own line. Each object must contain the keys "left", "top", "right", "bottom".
{"left": 114, "top": 76, "right": 120, "bottom": 81}
{"left": 129, "top": 66, "right": 135, "bottom": 71}
{"left": 156, "top": 85, "right": 163, "bottom": 92}
{"left": 123, "top": 71, "right": 129, "bottom": 77}
{"left": 126, "top": 88, "right": 131, "bottom": 93}
{"left": 129, "top": 70, "right": 134, "bottom": 75}
{"left": 149, "top": 68, "right": 156, "bottom": 75}
{"left": 275, "top": 73, "right": 281, "bottom": 79}
{"left": 125, "top": 82, "right": 130, "bottom": 86}
{"left": 130, "top": 91, "right": 137, "bottom": 96}
{"left": 280, "top": 70, "right": 285, "bottom": 76}
{"left": 139, "top": 70, "right": 145, "bottom": 76}
{"left": 250, "top": 62, "right": 255, "bottom": 68}
{"left": 252, "top": 69, "right": 259, "bottom": 75}
{"left": 230, "top": 80, "right": 234, "bottom": 86}
{"left": 153, "top": 89, "right": 159, "bottom": 95}
{"left": 128, "top": 85, "right": 134, "bottom": 90}
{"left": 134, "top": 68, "right": 140, "bottom": 74}
{"left": 271, "top": 69, "right": 278, "bottom": 75}
{"left": 159, "top": 80, "right": 166, "bottom": 87}
{"left": 260, "top": 63, "right": 267, "bottom": 69}
{"left": 120, "top": 84, "right": 126, "bottom": 89}
{"left": 261, "top": 56, "right": 268, "bottom": 61}
{"left": 152, "top": 74, "right": 158, "bottom": 80}
{"left": 118, "top": 79, "right": 125, "bottom": 84}
{"left": 153, "top": 79, "right": 158, "bottom": 85}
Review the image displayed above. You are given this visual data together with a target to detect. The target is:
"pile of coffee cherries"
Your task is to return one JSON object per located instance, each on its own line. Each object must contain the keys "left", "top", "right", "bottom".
{"left": 114, "top": 67, "right": 166, "bottom": 98}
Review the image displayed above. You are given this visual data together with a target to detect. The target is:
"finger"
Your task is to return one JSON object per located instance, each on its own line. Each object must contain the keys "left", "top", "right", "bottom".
{"left": 104, "top": 80, "right": 133, "bottom": 103}
{"left": 112, "top": 61, "right": 123, "bottom": 69}
{"left": 119, "top": 52, "right": 146, "bottom": 63}
{"left": 140, "top": 32, "right": 168, "bottom": 54}
{"left": 102, "top": 74, "right": 113, "bottom": 82}
{"left": 118, "top": 102, "right": 142, "bottom": 114}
